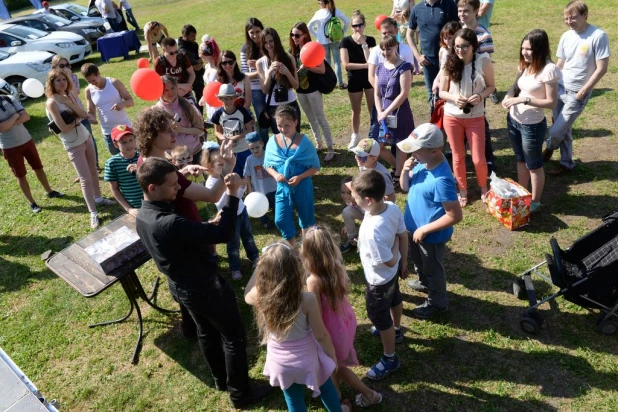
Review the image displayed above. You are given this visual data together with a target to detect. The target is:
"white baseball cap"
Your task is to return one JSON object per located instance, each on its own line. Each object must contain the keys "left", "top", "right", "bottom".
{"left": 397, "top": 123, "right": 444, "bottom": 153}
{"left": 350, "top": 138, "right": 380, "bottom": 157}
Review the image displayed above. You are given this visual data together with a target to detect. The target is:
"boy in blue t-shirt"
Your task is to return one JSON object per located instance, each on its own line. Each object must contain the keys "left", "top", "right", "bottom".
{"left": 243, "top": 132, "right": 276, "bottom": 229}
{"left": 397, "top": 123, "right": 463, "bottom": 319}
{"left": 104, "top": 125, "right": 142, "bottom": 217}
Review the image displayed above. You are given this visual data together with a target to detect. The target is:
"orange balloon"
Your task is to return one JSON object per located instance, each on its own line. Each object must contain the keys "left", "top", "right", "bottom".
{"left": 137, "top": 58, "right": 149, "bottom": 69}
{"left": 300, "top": 41, "right": 325, "bottom": 68}
{"left": 374, "top": 14, "right": 388, "bottom": 30}
{"left": 130, "top": 69, "right": 163, "bottom": 101}
{"left": 203, "top": 81, "right": 223, "bottom": 108}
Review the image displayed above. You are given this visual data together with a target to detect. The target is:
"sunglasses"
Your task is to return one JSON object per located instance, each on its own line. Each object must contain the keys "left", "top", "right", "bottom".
{"left": 290, "top": 33, "right": 303, "bottom": 39}
{"left": 221, "top": 60, "right": 235, "bottom": 66}
{"left": 166, "top": 50, "right": 177, "bottom": 55}
{"left": 174, "top": 156, "right": 192, "bottom": 163}
{"left": 57, "top": 63, "right": 70, "bottom": 69}
{"left": 351, "top": 23, "right": 365, "bottom": 28}
{"left": 356, "top": 155, "right": 368, "bottom": 163}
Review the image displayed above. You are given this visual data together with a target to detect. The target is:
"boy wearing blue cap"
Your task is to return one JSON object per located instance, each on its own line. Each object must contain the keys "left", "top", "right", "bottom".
{"left": 243, "top": 131, "right": 276, "bottom": 229}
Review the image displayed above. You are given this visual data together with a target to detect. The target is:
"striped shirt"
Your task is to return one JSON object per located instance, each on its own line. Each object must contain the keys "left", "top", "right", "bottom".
{"left": 240, "top": 44, "right": 262, "bottom": 90}
{"left": 474, "top": 24, "right": 494, "bottom": 55}
{"left": 104, "top": 152, "right": 143, "bottom": 208}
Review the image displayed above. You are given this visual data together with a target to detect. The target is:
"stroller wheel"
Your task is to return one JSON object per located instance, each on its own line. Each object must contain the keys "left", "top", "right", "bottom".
{"left": 512, "top": 278, "right": 526, "bottom": 300}
{"left": 597, "top": 319, "right": 618, "bottom": 336}
{"left": 520, "top": 311, "right": 543, "bottom": 335}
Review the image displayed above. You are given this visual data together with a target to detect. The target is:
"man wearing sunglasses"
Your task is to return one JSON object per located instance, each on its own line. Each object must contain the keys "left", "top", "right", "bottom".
{"left": 154, "top": 37, "right": 197, "bottom": 106}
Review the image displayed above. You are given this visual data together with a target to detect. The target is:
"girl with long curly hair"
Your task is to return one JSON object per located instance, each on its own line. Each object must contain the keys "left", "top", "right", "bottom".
{"left": 244, "top": 241, "right": 348, "bottom": 411}
{"left": 301, "top": 226, "right": 382, "bottom": 408}
{"left": 439, "top": 28, "right": 495, "bottom": 207}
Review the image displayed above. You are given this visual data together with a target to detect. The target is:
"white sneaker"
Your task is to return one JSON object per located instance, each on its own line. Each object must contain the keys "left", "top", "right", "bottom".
{"left": 348, "top": 133, "right": 361, "bottom": 149}
{"left": 90, "top": 214, "right": 99, "bottom": 229}
{"left": 231, "top": 271, "right": 242, "bottom": 281}
{"left": 95, "top": 197, "right": 115, "bottom": 206}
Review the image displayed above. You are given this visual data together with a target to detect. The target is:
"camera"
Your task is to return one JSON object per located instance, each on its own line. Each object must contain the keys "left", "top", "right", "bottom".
{"left": 386, "top": 114, "right": 398, "bottom": 129}
{"left": 274, "top": 83, "right": 288, "bottom": 103}
{"left": 462, "top": 103, "right": 474, "bottom": 114}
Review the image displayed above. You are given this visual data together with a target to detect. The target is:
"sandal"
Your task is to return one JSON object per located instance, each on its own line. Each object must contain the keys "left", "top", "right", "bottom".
{"left": 458, "top": 192, "right": 468, "bottom": 208}
{"left": 355, "top": 390, "right": 383, "bottom": 408}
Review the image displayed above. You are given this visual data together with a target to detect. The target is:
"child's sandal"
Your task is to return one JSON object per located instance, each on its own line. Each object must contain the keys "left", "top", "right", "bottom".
{"left": 355, "top": 390, "right": 383, "bottom": 408}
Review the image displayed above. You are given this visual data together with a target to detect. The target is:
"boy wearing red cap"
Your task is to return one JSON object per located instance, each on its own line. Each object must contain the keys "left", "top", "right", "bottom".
{"left": 104, "top": 125, "right": 142, "bottom": 216}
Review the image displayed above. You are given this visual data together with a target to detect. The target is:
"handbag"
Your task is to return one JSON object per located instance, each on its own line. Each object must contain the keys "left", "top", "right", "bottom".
{"left": 258, "top": 76, "right": 276, "bottom": 129}
{"left": 430, "top": 98, "right": 446, "bottom": 129}
{"left": 313, "top": 60, "right": 337, "bottom": 95}
{"left": 48, "top": 110, "right": 77, "bottom": 135}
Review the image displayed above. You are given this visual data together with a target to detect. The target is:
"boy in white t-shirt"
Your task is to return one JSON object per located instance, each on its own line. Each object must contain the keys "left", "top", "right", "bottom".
{"left": 350, "top": 169, "right": 408, "bottom": 381}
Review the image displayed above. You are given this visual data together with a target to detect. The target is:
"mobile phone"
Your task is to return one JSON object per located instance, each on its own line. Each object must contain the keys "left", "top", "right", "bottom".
{"left": 173, "top": 113, "right": 181, "bottom": 122}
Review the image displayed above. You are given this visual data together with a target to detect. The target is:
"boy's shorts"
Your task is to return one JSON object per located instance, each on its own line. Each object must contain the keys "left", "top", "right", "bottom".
{"left": 365, "top": 274, "right": 402, "bottom": 331}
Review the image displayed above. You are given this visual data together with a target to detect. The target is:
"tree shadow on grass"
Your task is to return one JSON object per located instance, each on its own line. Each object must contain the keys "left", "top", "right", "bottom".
{"left": 0, "top": 234, "right": 73, "bottom": 293}
{"left": 355, "top": 321, "right": 616, "bottom": 409}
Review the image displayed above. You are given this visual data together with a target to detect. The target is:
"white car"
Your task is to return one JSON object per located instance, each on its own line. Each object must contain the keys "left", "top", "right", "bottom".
{"left": 0, "top": 50, "right": 52, "bottom": 100}
{"left": 0, "top": 23, "right": 92, "bottom": 65}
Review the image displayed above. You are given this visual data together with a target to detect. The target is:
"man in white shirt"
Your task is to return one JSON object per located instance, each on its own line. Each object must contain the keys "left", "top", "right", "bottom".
{"left": 95, "top": 0, "right": 120, "bottom": 32}
{"left": 543, "top": 1, "right": 609, "bottom": 175}
{"left": 119, "top": 0, "right": 139, "bottom": 30}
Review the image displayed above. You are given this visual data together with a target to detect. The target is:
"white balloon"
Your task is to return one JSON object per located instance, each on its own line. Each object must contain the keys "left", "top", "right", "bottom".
{"left": 244, "top": 192, "right": 269, "bottom": 218}
{"left": 22, "top": 78, "right": 45, "bottom": 98}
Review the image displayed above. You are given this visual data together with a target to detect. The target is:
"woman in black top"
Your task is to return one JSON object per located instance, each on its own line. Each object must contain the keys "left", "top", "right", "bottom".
{"left": 340, "top": 10, "right": 376, "bottom": 149}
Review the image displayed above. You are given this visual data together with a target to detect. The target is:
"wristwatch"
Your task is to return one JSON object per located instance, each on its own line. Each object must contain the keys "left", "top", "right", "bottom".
{"left": 524, "top": 97, "right": 531, "bottom": 105}
{"left": 361, "top": 44, "right": 369, "bottom": 49}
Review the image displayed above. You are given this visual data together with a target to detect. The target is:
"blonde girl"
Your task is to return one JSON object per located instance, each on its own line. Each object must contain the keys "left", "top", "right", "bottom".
{"left": 244, "top": 242, "right": 348, "bottom": 412}
{"left": 302, "top": 226, "right": 382, "bottom": 408}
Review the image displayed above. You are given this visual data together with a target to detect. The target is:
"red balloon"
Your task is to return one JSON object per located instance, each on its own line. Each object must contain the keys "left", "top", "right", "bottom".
{"left": 137, "top": 58, "right": 149, "bottom": 69}
{"left": 130, "top": 68, "right": 163, "bottom": 101}
{"left": 374, "top": 14, "right": 388, "bottom": 30}
{"left": 300, "top": 41, "right": 325, "bottom": 68}
{"left": 203, "top": 81, "right": 223, "bottom": 108}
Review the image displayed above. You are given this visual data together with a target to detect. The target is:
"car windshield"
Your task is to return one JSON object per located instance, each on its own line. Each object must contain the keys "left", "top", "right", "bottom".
{"left": 4, "top": 25, "right": 48, "bottom": 40}
{"left": 66, "top": 4, "right": 88, "bottom": 16}
{"left": 0, "top": 50, "right": 10, "bottom": 61}
{"left": 39, "top": 14, "right": 72, "bottom": 27}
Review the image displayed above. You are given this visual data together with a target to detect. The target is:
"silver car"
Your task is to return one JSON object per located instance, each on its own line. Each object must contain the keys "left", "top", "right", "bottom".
{"left": 7, "top": 14, "right": 105, "bottom": 45}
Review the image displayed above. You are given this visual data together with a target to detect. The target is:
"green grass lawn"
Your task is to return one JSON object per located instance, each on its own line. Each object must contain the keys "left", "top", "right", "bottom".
{"left": 1, "top": 0, "right": 618, "bottom": 411}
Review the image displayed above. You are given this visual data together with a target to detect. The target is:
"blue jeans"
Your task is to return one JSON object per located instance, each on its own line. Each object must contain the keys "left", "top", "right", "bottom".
{"left": 322, "top": 42, "right": 343, "bottom": 86}
{"left": 226, "top": 208, "right": 259, "bottom": 272}
{"left": 233, "top": 149, "right": 251, "bottom": 177}
{"left": 103, "top": 133, "right": 120, "bottom": 155}
{"left": 422, "top": 57, "right": 440, "bottom": 112}
{"left": 258, "top": 191, "right": 275, "bottom": 225}
{"left": 124, "top": 8, "right": 138, "bottom": 29}
{"left": 106, "top": 17, "right": 121, "bottom": 33}
{"left": 546, "top": 84, "right": 591, "bottom": 169}
{"left": 251, "top": 88, "right": 269, "bottom": 143}
{"left": 282, "top": 378, "right": 342, "bottom": 412}
{"left": 507, "top": 114, "right": 546, "bottom": 170}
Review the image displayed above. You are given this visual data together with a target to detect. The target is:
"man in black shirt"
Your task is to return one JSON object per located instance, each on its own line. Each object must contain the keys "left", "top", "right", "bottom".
{"left": 135, "top": 158, "right": 270, "bottom": 408}
{"left": 178, "top": 24, "right": 205, "bottom": 116}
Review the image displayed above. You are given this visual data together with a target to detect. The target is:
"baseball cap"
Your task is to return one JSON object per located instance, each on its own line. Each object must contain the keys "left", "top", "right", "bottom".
{"left": 42, "top": 1, "right": 49, "bottom": 6}
{"left": 111, "top": 125, "right": 134, "bottom": 142}
{"left": 396, "top": 123, "right": 443, "bottom": 153}
{"left": 216, "top": 83, "right": 236, "bottom": 97}
{"left": 245, "top": 131, "right": 261, "bottom": 143}
{"left": 350, "top": 138, "right": 380, "bottom": 157}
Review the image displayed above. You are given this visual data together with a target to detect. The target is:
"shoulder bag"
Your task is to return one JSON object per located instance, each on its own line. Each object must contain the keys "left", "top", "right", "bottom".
{"left": 258, "top": 75, "right": 276, "bottom": 129}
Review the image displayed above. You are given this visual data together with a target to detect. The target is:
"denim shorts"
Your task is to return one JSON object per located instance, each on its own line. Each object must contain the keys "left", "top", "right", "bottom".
{"left": 507, "top": 114, "right": 546, "bottom": 170}
{"left": 365, "top": 275, "right": 402, "bottom": 331}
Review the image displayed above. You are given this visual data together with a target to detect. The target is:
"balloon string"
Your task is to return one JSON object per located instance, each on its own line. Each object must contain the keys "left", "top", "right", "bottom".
{"left": 297, "top": 65, "right": 304, "bottom": 73}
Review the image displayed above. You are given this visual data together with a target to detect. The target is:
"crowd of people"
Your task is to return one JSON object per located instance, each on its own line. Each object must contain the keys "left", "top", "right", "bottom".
{"left": 0, "top": 0, "right": 610, "bottom": 410}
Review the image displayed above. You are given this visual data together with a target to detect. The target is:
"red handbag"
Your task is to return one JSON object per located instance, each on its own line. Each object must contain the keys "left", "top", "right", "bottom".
{"left": 430, "top": 98, "right": 445, "bottom": 129}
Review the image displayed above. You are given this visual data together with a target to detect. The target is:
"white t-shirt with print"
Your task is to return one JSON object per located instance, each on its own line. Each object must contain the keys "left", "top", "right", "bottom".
{"left": 557, "top": 24, "right": 610, "bottom": 92}
{"left": 358, "top": 201, "right": 406, "bottom": 286}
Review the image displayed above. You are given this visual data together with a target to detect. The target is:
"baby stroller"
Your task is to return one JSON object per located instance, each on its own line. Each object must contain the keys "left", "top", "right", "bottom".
{"left": 512, "top": 208, "right": 618, "bottom": 335}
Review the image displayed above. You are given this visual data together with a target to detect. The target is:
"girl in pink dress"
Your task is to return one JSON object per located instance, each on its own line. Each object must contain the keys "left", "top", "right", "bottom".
{"left": 301, "top": 226, "right": 382, "bottom": 408}
{"left": 244, "top": 241, "right": 349, "bottom": 412}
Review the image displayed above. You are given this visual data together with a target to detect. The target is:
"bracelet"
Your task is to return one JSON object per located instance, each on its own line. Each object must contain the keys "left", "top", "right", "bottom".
{"left": 361, "top": 44, "right": 369, "bottom": 49}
